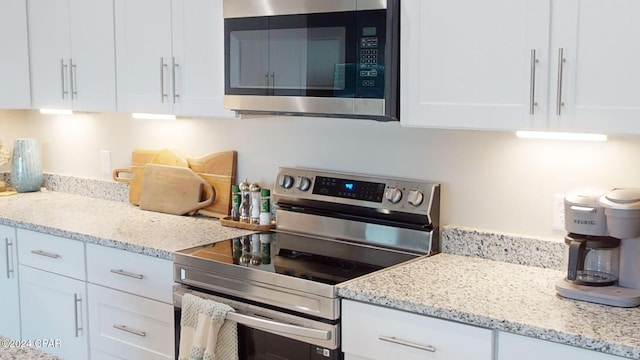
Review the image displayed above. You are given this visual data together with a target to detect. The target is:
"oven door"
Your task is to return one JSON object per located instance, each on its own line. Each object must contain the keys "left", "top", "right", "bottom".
{"left": 173, "top": 286, "right": 341, "bottom": 360}
{"left": 223, "top": 0, "right": 396, "bottom": 119}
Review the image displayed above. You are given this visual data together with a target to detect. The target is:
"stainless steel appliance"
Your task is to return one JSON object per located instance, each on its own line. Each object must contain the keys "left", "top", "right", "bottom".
{"left": 173, "top": 167, "right": 440, "bottom": 359}
{"left": 223, "top": 0, "right": 400, "bottom": 121}
{"left": 556, "top": 188, "right": 640, "bottom": 307}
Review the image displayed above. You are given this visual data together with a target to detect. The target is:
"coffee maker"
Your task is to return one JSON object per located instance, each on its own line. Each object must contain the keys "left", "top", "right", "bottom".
{"left": 555, "top": 188, "right": 640, "bottom": 307}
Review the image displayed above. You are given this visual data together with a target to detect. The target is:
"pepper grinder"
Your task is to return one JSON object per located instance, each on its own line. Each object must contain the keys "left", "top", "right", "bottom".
{"left": 239, "top": 179, "right": 251, "bottom": 222}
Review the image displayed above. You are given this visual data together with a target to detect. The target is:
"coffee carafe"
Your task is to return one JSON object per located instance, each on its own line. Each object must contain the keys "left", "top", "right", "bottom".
{"left": 556, "top": 188, "right": 640, "bottom": 307}
{"left": 565, "top": 234, "right": 619, "bottom": 286}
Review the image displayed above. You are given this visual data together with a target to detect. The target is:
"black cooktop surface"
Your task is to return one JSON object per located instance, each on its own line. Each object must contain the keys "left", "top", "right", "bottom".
{"left": 178, "top": 232, "right": 385, "bottom": 285}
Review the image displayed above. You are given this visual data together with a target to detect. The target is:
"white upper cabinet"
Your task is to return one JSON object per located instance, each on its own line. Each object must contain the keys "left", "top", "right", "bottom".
{"left": 27, "top": 0, "right": 116, "bottom": 112}
{"left": 400, "top": 0, "right": 550, "bottom": 131}
{"left": 0, "top": 0, "right": 31, "bottom": 109}
{"left": 401, "top": 0, "right": 640, "bottom": 135}
{"left": 115, "top": 0, "right": 233, "bottom": 118}
{"left": 114, "top": 0, "right": 173, "bottom": 114}
{"left": 549, "top": 0, "right": 640, "bottom": 135}
{"left": 172, "top": 0, "right": 234, "bottom": 118}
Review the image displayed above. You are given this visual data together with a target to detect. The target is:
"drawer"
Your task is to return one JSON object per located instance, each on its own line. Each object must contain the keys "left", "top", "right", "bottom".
{"left": 86, "top": 243, "right": 173, "bottom": 304}
{"left": 17, "top": 229, "right": 86, "bottom": 280}
{"left": 342, "top": 300, "right": 494, "bottom": 360}
{"left": 88, "top": 283, "right": 174, "bottom": 360}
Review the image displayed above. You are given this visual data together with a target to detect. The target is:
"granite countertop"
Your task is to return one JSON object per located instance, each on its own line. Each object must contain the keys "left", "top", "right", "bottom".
{"left": 0, "top": 190, "right": 254, "bottom": 260}
{"left": 337, "top": 253, "right": 640, "bottom": 359}
{"left": 0, "top": 336, "right": 61, "bottom": 360}
{"left": 2, "top": 188, "right": 639, "bottom": 359}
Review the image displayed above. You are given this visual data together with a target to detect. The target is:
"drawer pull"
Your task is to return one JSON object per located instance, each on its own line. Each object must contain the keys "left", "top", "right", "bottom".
{"left": 31, "top": 249, "right": 61, "bottom": 259}
{"left": 110, "top": 269, "right": 144, "bottom": 279}
{"left": 378, "top": 335, "right": 436, "bottom": 353}
{"left": 113, "top": 324, "right": 147, "bottom": 337}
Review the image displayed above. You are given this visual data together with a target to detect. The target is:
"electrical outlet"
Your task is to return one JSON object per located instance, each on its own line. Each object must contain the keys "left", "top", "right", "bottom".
{"left": 100, "top": 150, "right": 111, "bottom": 174}
{"left": 552, "top": 193, "right": 565, "bottom": 230}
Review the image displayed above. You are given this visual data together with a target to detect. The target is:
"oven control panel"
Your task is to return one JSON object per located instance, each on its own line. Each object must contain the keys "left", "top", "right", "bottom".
{"left": 273, "top": 167, "right": 440, "bottom": 217}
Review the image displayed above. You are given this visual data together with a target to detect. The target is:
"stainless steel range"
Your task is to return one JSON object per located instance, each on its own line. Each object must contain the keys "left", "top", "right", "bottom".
{"left": 173, "top": 167, "right": 440, "bottom": 359}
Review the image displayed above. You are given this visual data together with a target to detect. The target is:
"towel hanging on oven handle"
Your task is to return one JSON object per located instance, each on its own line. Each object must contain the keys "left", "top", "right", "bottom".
{"left": 174, "top": 287, "right": 331, "bottom": 341}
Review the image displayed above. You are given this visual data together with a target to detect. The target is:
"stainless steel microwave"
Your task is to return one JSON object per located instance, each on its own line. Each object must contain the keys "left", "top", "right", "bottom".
{"left": 223, "top": 0, "right": 400, "bottom": 121}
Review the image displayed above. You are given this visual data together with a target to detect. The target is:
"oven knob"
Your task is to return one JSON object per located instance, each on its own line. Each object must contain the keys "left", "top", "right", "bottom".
{"left": 278, "top": 175, "right": 294, "bottom": 189}
{"left": 407, "top": 190, "right": 424, "bottom": 207}
{"left": 385, "top": 187, "right": 403, "bottom": 204}
{"left": 295, "top": 176, "right": 311, "bottom": 191}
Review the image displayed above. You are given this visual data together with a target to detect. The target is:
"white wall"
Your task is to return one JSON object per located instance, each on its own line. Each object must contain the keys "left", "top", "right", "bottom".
{"left": 2, "top": 109, "right": 640, "bottom": 241}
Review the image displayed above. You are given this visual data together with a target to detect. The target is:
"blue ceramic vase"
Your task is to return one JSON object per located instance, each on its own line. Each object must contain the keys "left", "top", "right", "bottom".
{"left": 11, "top": 138, "right": 43, "bottom": 193}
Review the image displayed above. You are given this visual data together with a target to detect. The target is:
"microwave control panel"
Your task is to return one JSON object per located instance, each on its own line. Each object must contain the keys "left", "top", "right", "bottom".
{"left": 356, "top": 22, "right": 385, "bottom": 98}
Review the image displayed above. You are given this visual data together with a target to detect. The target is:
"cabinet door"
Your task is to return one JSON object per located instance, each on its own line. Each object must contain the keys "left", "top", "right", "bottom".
{"left": 549, "top": 0, "right": 640, "bottom": 135}
{"left": 171, "top": 0, "right": 235, "bottom": 118}
{"left": 0, "top": 225, "right": 20, "bottom": 340}
{"left": 27, "top": 0, "right": 73, "bottom": 109}
{"left": 400, "top": 0, "right": 550, "bottom": 131}
{"left": 0, "top": 0, "right": 30, "bottom": 109}
{"left": 115, "top": 0, "right": 173, "bottom": 114}
{"left": 28, "top": 0, "right": 116, "bottom": 111}
{"left": 19, "top": 265, "right": 89, "bottom": 359}
{"left": 67, "top": 0, "right": 117, "bottom": 111}
{"left": 497, "top": 331, "right": 626, "bottom": 360}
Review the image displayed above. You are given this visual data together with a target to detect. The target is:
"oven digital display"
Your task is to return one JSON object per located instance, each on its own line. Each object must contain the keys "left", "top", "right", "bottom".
{"left": 312, "top": 176, "right": 386, "bottom": 202}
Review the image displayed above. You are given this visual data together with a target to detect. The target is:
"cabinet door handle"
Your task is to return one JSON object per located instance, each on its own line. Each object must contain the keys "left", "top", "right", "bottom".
{"left": 4, "top": 237, "right": 14, "bottom": 279}
{"left": 529, "top": 49, "right": 538, "bottom": 115}
{"left": 30, "top": 249, "right": 61, "bottom": 259}
{"left": 74, "top": 293, "right": 82, "bottom": 337}
{"left": 378, "top": 335, "right": 436, "bottom": 353}
{"left": 556, "top": 48, "right": 566, "bottom": 115}
{"left": 172, "top": 57, "right": 180, "bottom": 103}
{"left": 60, "top": 59, "right": 68, "bottom": 99}
{"left": 160, "top": 57, "right": 168, "bottom": 102}
{"left": 270, "top": 71, "right": 275, "bottom": 95}
{"left": 110, "top": 268, "right": 144, "bottom": 280}
{"left": 113, "top": 324, "right": 147, "bottom": 337}
{"left": 70, "top": 58, "right": 78, "bottom": 99}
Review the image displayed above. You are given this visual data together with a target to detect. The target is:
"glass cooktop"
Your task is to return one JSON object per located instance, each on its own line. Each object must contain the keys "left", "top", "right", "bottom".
{"left": 178, "top": 232, "right": 385, "bottom": 286}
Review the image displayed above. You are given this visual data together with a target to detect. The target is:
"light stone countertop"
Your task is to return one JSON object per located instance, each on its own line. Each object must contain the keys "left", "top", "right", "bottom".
{"left": 2, "top": 185, "right": 639, "bottom": 359}
{"left": 0, "top": 336, "right": 61, "bottom": 360}
{"left": 337, "top": 253, "right": 640, "bottom": 359}
{"left": 0, "top": 190, "right": 254, "bottom": 260}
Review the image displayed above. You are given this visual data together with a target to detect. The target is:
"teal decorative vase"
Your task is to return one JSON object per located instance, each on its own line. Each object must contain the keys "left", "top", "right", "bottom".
{"left": 11, "top": 138, "right": 43, "bottom": 193}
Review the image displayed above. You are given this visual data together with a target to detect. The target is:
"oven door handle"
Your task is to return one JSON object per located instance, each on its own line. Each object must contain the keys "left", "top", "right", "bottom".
{"left": 225, "top": 312, "right": 331, "bottom": 341}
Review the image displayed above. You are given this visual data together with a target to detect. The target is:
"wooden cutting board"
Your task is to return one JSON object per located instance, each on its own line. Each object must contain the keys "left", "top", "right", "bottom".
{"left": 113, "top": 148, "right": 189, "bottom": 205}
{"left": 139, "top": 164, "right": 214, "bottom": 215}
{"left": 188, "top": 151, "right": 237, "bottom": 218}
{"left": 113, "top": 149, "right": 236, "bottom": 217}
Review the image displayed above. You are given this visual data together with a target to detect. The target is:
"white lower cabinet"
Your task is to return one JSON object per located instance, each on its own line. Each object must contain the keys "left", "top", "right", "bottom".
{"left": 17, "top": 229, "right": 89, "bottom": 359}
{"left": 88, "top": 284, "right": 174, "bottom": 359}
{"left": 86, "top": 243, "right": 175, "bottom": 359}
{"left": 19, "top": 265, "right": 89, "bottom": 359}
{"left": 497, "top": 331, "right": 628, "bottom": 360}
{"left": 0, "top": 225, "right": 20, "bottom": 340}
{"left": 341, "top": 299, "right": 494, "bottom": 360}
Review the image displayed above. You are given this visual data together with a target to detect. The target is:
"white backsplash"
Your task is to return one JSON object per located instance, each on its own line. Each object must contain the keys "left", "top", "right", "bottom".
{"left": 2, "top": 109, "right": 640, "bottom": 241}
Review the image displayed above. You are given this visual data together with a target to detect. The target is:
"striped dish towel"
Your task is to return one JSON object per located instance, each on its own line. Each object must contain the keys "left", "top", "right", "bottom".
{"left": 178, "top": 293, "right": 238, "bottom": 360}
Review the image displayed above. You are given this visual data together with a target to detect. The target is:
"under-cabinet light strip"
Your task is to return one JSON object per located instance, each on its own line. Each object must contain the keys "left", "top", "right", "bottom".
{"left": 516, "top": 131, "right": 607, "bottom": 142}
{"left": 40, "top": 108, "right": 73, "bottom": 115}
{"left": 131, "top": 113, "right": 177, "bottom": 120}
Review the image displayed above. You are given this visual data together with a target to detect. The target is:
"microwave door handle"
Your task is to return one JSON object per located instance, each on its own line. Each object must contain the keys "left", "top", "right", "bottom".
{"left": 225, "top": 311, "right": 330, "bottom": 341}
